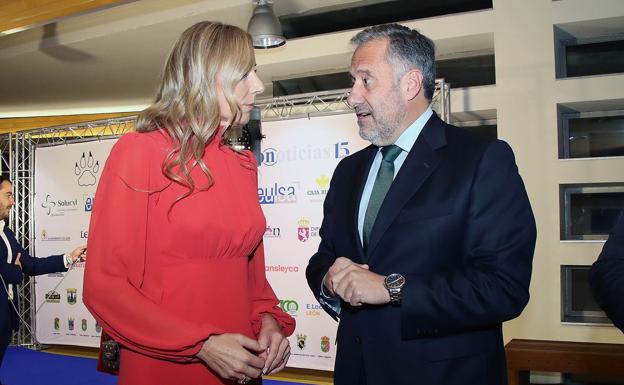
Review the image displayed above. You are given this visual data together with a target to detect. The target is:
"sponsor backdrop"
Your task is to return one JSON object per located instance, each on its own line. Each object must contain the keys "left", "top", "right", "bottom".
{"left": 33, "top": 113, "right": 367, "bottom": 370}
{"left": 259, "top": 114, "right": 368, "bottom": 370}
{"left": 34, "top": 140, "right": 116, "bottom": 347}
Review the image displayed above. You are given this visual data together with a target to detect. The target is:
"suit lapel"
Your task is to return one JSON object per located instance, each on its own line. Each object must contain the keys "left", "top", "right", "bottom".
{"left": 349, "top": 145, "right": 377, "bottom": 263}
{"left": 366, "top": 114, "right": 447, "bottom": 258}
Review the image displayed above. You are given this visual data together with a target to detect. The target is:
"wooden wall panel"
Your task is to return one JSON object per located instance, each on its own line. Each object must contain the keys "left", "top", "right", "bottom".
{"left": 0, "top": 0, "right": 134, "bottom": 34}
{"left": 0, "top": 112, "right": 137, "bottom": 134}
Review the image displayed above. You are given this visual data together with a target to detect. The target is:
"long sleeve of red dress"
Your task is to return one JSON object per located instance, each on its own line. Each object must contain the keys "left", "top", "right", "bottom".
{"left": 83, "top": 130, "right": 294, "bottom": 371}
{"left": 248, "top": 240, "right": 295, "bottom": 337}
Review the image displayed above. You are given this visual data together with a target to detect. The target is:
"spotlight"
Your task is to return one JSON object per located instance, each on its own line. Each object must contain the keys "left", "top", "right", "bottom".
{"left": 247, "top": 0, "right": 285, "bottom": 49}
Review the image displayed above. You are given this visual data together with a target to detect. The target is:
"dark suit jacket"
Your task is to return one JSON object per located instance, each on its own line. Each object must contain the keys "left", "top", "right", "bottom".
{"left": 590, "top": 211, "right": 624, "bottom": 332}
{"left": 0, "top": 225, "right": 66, "bottom": 332}
{"left": 306, "top": 113, "right": 536, "bottom": 385}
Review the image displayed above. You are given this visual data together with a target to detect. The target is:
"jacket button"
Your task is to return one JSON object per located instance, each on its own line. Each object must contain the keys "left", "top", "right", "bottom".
{"left": 355, "top": 336, "right": 361, "bottom": 343}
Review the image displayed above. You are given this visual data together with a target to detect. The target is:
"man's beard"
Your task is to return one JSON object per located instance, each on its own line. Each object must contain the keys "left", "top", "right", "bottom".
{"left": 357, "top": 98, "right": 406, "bottom": 146}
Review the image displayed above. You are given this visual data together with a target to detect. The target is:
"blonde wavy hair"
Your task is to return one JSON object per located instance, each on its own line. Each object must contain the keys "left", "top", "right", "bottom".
{"left": 136, "top": 21, "right": 255, "bottom": 203}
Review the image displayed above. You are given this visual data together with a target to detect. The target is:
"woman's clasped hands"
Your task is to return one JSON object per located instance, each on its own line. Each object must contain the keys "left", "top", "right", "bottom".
{"left": 196, "top": 315, "right": 291, "bottom": 384}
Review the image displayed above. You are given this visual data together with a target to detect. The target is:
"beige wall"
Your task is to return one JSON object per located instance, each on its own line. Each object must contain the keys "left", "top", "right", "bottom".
{"left": 491, "top": 0, "right": 624, "bottom": 345}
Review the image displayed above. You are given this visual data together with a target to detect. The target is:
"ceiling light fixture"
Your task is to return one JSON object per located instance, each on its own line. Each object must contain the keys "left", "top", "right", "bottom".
{"left": 247, "top": 0, "right": 285, "bottom": 49}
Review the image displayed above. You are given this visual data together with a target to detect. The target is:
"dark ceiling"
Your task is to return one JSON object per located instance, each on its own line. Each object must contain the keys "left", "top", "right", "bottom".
{"left": 280, "top": 0, "right": 493, "bottom": 39}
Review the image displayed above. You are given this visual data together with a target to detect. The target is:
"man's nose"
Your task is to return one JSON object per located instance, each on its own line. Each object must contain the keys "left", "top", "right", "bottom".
{"left": 347, "top": 85, "right": 362, "bottom": 108}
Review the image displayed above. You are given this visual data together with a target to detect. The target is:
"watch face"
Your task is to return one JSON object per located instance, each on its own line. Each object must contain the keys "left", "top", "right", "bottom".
{"left": 386, "top": 274, "right": 405, "bottom": 289}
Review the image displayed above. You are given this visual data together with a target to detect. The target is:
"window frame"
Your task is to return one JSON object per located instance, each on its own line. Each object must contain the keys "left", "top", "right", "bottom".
{"left": 555, "top": 30, "right": 624, "bottom": 79}
{"left": 560, "top": 183, "right": 624, "bottom": 241}
{"left": 558, "top": 108, "right": 624, "bottom": 159}
{"left": 560, "top": 265, "right": 611, "bottom": 325}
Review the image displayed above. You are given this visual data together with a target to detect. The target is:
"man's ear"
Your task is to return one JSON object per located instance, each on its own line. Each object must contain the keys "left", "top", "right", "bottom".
{"left": 405, "top": 69, "right": 423, "bottom": 101}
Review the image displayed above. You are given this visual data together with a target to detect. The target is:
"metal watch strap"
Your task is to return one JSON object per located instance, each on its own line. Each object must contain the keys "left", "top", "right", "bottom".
{"left": 388, "top": 287, "right": 401, "bottom": 304}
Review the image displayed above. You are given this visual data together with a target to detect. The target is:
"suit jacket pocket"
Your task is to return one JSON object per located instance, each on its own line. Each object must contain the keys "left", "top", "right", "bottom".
{"left": 397, "top": 202, "right": 453, "bottom": 224}
{"left": 424, "top": 329, "right": 501, "bottom": 362}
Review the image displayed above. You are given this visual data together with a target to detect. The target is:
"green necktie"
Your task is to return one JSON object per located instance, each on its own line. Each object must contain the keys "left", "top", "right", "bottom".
{"left": 363, "top": 145, "right": 403, "bottom": 251}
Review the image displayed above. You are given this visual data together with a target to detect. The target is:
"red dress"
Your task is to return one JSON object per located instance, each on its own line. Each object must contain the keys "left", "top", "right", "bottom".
{"left": 83, "top": 129, "right": 295, "bottom": 385}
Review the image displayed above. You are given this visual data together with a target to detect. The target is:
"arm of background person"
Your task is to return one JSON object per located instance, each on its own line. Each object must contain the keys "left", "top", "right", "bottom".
{"left": 9, "top": 228, "right": 66, "bottom": 276}
{"left": 0, "top": 258, "right": 23, "bottom": 284}
{"left": 400, "top": 140, "right": 537, "bottom": 338}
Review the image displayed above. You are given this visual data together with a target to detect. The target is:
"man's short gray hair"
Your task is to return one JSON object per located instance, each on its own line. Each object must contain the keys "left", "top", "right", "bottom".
{"left": 351, "top": 23, "right": 436, "bottom": 101}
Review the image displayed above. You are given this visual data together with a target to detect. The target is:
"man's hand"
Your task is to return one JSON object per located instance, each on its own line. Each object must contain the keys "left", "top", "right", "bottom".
{"left": 323, "top": 257, "right": 359, "bottom": 296}
{"left": 68, "top": 245, "right": 87, "bottom": 263}
{"left": 257, "top": 314, "right": 290, "bottom": 375}
{"left": 196, "top": 333, "right": 265, "bottom": 383}
{"left": 327, "top": 257, "right": 390, "bottom": 306}
{"left": 14, "top": 252, "right": 21, "bottom": 269}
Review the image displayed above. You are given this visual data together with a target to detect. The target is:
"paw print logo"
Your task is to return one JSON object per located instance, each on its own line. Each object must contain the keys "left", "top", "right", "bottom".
{"left": 75, "top": 152, "right": 100, "bottom": 187}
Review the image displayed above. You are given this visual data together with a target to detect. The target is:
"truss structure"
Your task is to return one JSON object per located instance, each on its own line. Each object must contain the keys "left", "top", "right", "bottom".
{"left": 0, "top": 80, "right": 448, "bottom": 347}
{"left": 257, "top": 78, "right": 450, "bottom": 123}
{"left": 0, "top": 117, "right": 135, "bottom": 347}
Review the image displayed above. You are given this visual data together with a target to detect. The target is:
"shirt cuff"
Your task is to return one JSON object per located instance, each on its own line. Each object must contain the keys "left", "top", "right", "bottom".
{"left": 63, "top": 253, "right": 73, "bottom": 268}
{"left": 319, "top": 273, "right": 341, "bottom": 315}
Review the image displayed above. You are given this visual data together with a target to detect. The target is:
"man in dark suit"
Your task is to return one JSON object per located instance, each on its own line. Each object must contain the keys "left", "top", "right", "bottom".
{"left": 590, "top": 212, "right": 624, "bottom": 332}
{"left": 306, "top": 23, "right": 537, "bottom": 385}
{"left": 0, "top": 174, "right": 86, "bottom": 377}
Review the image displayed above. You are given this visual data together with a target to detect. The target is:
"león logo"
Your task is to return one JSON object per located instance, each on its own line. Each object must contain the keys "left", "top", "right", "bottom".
{"left": 75, "top": 152, "right": 100, "bottom": 186}
{"left": 297, "top": 218, "right": 310, "bottom": 242}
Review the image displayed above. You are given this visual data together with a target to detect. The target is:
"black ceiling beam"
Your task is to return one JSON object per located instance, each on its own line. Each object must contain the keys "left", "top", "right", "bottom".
{"left": 280, "top": 0, "right": 493, "bottom": 40}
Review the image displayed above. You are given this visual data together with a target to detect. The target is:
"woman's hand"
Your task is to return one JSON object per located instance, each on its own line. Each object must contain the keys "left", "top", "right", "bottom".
{"left": 257, "top": 314, "right": 291, "bottom": 375}
{"left": 196, "top": 333, "right": 265, "bottom": 383}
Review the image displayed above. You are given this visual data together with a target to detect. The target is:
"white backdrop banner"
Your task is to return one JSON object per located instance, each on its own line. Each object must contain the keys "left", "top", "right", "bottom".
{"left": 32, "top": 112, "right": 368, "bottom": 370}
{"left": 259, "top": 113, "right": 368, "bottom": 371}
{"left": 34, "top": 139, "right": 116, "bottom": 347}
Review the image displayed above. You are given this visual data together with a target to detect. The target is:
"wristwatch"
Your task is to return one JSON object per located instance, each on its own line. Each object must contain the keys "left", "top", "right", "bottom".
{"left": 384, "top": 273, "right": 405, "bottom": 305}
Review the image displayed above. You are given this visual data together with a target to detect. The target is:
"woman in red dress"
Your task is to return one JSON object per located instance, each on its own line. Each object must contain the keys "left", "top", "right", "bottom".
{"left": 83, "top": 21, "right": 295, "bottom": 385}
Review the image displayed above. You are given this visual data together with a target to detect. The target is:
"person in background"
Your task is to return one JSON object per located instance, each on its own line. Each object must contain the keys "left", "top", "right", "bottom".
{"left": 83, "top": 21, "right": 294, "bottom": 385}
{"left": 590, "top": 212, "right": 624, "bottom": 332}
{"left": 0, "top": 174, "right": 86, "bottom": 381}
{"left": 306, "top": 23, "right": 537, "bottom": 385}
